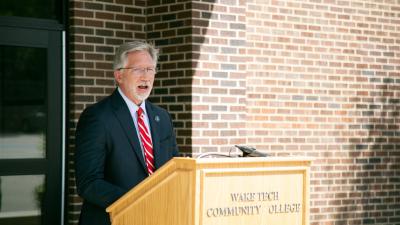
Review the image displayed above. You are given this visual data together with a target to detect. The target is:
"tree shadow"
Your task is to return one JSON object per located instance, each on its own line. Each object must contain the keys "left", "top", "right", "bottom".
{"left": 347, "top": 77, "right": 400, "bottom": 224}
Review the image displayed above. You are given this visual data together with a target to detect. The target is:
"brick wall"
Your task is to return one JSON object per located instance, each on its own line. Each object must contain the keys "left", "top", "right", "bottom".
{"left": 146, "top": 0, "right": 194, "bottom": 154}
{"left": 68, "top": 0, "right": 146, "bottom": 223}
{"left": 189, "top": 1, "right": 249, "bottom": 154}
{"left": 244, "top": 1, "right": 400, "bottom": 224}
{"left": 68, "top": 0, "right": 400, "bottom": 224}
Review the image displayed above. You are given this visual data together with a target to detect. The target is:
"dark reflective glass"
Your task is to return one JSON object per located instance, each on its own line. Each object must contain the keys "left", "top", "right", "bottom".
{"left": 0, "top": 46, "right": 47, "bottom": 159}
{"left": 0, "top": 0, "right": 60, "bottom": 21}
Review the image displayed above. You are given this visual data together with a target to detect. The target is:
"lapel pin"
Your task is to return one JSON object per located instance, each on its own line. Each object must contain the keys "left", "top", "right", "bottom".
{"left": 155, "top": 115, "right": 160, "bottom": 122}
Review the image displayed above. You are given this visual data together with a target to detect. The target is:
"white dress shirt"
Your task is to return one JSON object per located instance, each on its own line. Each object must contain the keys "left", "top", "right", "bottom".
{"left": 118, "top": 87, "right": 152, "bottom": 157}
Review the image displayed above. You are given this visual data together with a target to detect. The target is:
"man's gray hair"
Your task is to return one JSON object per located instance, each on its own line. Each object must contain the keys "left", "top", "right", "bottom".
{"left": 113, "top": 41, "right": 159, "bottom": 71}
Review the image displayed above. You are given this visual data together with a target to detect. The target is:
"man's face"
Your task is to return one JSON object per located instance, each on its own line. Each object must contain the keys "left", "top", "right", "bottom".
{"left": 114, "top": 50, "right": 156, "bottom": 105}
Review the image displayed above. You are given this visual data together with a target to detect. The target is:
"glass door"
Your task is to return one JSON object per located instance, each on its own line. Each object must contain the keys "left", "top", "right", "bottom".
{"left": 0, "top": 24, "right": 62, "bottom": 225}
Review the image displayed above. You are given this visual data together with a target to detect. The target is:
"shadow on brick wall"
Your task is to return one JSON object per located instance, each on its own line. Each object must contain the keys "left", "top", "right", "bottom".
{"left": 147, "top": 1, "right": 216, "bottom": 156}
{"left": 348, "top": 79, "right": 400, "bottom": 223}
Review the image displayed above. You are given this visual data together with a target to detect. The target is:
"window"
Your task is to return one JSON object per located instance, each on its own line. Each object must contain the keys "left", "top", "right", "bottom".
{"left": 0, "top": 7, "right": 64, "bottom": 224}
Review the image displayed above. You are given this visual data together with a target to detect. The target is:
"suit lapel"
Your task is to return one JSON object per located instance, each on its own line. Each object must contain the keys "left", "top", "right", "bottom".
{"left": 110, "top": 90, "right": 147, "bottom": 172}
{"left": 145, "top": 102, "right": 162, "bottom": 169}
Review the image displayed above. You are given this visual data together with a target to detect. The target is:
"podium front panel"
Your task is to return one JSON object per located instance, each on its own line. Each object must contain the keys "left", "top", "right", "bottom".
{"left": 199, "top": 166, "right": 309, "bottom": 225}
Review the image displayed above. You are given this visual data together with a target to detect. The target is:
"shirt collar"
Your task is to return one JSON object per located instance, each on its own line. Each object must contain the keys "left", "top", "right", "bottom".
{"left": 118, "top": 87, "right": 147, "bottom": 115}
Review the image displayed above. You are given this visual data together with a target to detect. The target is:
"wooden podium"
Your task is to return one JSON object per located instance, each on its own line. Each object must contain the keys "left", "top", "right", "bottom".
{"left": 106, "top": 157, "right": 311, "bottom": 225}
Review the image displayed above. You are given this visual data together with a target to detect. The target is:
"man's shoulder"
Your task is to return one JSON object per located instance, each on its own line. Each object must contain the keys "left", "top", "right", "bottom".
{"left": 80, "top": 93, "right": 117, "bottom": 120}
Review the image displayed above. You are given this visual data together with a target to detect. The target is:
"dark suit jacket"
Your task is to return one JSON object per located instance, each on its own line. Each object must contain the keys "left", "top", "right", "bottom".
{"left": 74, "top": 90, "right": 179, "bottom": 225}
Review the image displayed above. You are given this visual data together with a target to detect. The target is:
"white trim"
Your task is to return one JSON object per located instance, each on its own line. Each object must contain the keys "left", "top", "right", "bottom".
{"left": 60, "top": 30, "right": 66, "bottom": 225}
{"left": 0, "top": 210, "right": 41, "bottom": 218}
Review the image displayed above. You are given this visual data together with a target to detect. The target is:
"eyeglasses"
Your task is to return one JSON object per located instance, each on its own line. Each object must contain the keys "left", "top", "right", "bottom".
{"left": 118, "top": 67, "right": 157, "bottom": 75}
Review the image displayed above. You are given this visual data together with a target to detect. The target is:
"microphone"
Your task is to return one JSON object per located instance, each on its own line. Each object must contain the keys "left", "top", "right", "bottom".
{"left": 235, "top": 145, "right": 270, "bottom": 157}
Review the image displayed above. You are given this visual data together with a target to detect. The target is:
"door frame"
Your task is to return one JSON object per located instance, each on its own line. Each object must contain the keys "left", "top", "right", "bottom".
{"left": 0, "top": 17, "right": 65, "bottom": 225}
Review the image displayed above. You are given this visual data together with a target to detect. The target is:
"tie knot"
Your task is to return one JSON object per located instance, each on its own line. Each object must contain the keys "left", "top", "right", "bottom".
{"left": 137, "top": 107, "right": 144, "bottom": 117}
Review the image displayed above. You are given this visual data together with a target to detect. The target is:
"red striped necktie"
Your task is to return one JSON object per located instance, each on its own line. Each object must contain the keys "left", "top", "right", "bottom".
{"left": 137, "top": 107, "right": 155, "bottom": 175}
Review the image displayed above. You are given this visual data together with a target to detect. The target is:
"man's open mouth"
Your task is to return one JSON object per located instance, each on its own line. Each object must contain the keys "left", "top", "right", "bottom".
{"left": 138, "top": 85, "right": 148, "bottom": 90}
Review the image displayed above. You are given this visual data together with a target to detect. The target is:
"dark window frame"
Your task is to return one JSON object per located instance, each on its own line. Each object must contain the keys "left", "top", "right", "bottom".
{"left": 0, "top": 11, "right": 65, "bottom": 225}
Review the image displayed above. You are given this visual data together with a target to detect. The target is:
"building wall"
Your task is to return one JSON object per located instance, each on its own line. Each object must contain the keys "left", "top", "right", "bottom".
{"left": 190, "top": 1, "right": 249, "bottom": 154}
{"left": 68, "top": 0, "right": 146, "bottom": 223}
{"left": 68, "top": 0, "right": 400, "bottom": 224}
{"left": 244, "top": 1, "right": 400, "bottom": 224}
{"left": 145, "top": 0, "right": 194, "bottom": 154}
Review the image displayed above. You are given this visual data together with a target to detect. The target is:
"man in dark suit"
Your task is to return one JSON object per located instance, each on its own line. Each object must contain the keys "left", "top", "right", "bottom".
{"left": 74, "top": 41, "right": 179, "bottom": 225}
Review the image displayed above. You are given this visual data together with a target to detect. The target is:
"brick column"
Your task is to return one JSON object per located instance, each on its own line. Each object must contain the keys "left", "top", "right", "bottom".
{"left": 146, "top": 0, "right": 194, "bottom": 154}
{"left": 189, "top": 0, "right": 248, "bottom": 155}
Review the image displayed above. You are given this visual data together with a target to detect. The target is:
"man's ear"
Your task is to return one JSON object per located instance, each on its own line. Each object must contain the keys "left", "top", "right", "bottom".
{"left": 114, "top": 70, "right": 122, "bottom": 83}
